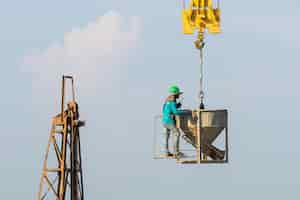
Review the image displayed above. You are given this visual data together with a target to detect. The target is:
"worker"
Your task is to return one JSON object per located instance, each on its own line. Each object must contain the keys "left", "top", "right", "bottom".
{"left": 162, "top": 85, "right": 186, "bottom": 158}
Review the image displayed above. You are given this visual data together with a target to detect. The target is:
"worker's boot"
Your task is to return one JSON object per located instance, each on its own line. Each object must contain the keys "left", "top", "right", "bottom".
{"left": 166, "top": 151, "right": 174, "bottom": 157}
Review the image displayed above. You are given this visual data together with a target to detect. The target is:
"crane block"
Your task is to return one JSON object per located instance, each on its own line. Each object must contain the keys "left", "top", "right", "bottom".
{"left": 182, "top": 0, "right": 221, "bottom": 34}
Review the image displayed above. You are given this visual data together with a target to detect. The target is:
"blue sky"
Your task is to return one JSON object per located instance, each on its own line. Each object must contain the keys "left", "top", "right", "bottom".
{"left": 1, "top": 0, "right": 300, "bottom": 199}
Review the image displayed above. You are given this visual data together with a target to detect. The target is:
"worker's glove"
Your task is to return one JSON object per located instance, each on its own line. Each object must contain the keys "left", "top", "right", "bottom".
{"left": 176, "top": 102, "right": 182, "bottom": 108}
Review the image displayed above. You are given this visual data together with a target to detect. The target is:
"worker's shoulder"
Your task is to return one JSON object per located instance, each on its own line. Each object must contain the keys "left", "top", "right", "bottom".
{"left": 165, "top": 100, "right": 175, "bottom": 105}
{"left": 165, "top": 101, "right": 176, "bottom": 108}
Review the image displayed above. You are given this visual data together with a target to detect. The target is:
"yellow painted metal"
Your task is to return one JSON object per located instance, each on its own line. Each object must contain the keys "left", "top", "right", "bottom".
{"left": 182, "top": 0, "right": 221, "bottom": 35}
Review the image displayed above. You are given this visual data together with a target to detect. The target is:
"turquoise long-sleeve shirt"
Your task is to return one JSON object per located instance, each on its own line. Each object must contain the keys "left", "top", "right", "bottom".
{"left": 162, "top": 101, "right": 185, "bottom": 125}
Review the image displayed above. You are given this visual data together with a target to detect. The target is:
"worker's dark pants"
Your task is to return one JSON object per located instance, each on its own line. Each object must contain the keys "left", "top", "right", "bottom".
{"left": 163, "top": 123, "right": 180, "bottom": 154}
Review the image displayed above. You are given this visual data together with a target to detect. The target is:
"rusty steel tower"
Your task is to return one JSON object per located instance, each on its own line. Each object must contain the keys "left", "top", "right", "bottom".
{"left": 38, "top": 76, "right": 85, "bottom": 200}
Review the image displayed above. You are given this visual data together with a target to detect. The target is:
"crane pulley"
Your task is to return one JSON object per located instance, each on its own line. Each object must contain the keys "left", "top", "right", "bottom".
{"left": 182, "top": 0, "right": 221, "bottom": 36}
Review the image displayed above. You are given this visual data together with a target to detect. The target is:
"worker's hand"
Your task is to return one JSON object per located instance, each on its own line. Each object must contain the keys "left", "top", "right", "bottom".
{"left": 176, "top": 102, "right": 182, "bottom": 108}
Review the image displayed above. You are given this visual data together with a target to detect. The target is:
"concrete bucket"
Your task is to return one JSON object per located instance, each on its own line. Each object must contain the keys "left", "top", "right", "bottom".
{"left": 176, "top": 109, "right": 228, "bottom": 163}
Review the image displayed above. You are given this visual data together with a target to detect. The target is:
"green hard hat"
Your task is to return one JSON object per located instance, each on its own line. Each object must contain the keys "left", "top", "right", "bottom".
{"left": 168, "top": 85, "right": 183, "bottom": 95}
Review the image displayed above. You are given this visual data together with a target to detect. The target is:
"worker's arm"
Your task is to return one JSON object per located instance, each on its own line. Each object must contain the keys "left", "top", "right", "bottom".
{"left": 170, "top": 102, "right": 185, "bottom": 115}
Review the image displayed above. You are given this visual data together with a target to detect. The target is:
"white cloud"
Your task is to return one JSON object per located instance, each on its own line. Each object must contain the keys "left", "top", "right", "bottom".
{"left": 21, "top": 11, "right": 141, "bottom": 99}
